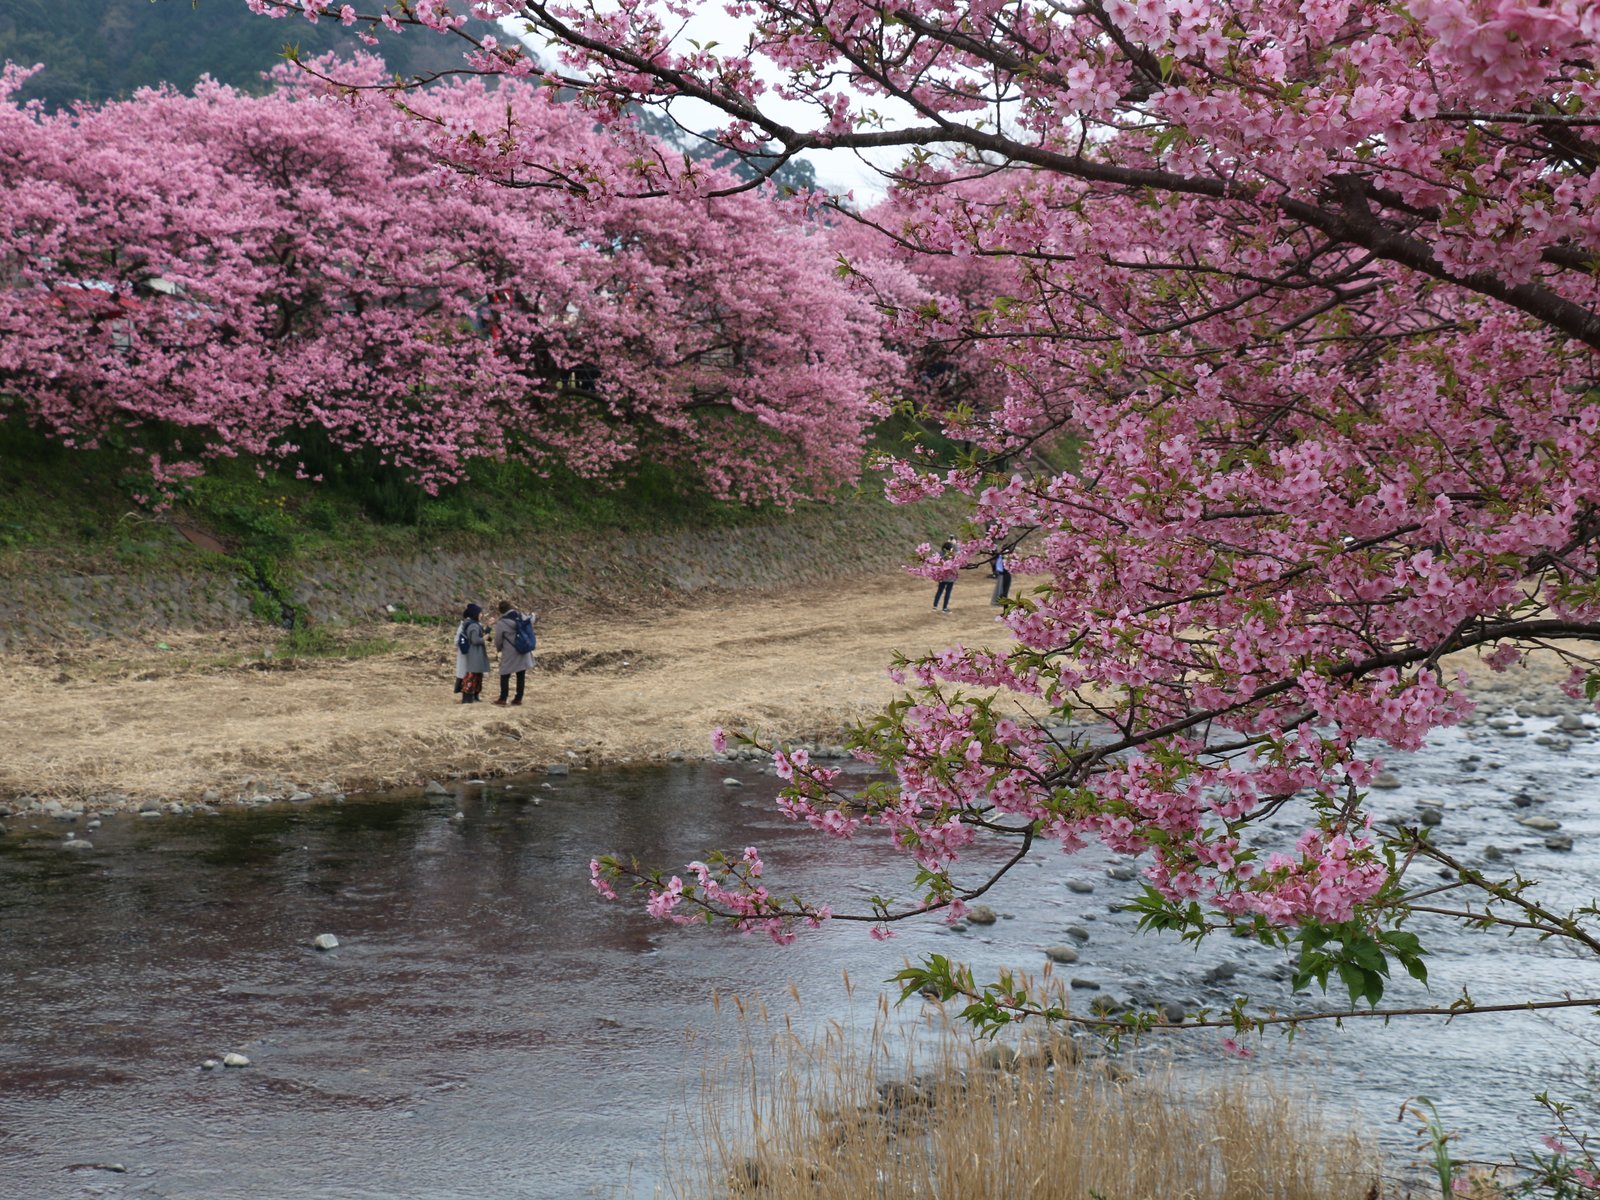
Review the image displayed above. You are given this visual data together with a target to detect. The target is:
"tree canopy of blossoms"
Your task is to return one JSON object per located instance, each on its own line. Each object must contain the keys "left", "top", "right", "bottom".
{"left": 0, "top": 55, "right": 894, "bottom": 503}
{"left": 250, "top": 2, "right": 1600, "bottom": 1033}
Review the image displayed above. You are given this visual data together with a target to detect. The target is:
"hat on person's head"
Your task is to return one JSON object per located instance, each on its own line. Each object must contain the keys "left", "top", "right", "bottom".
{"left": 463, "top": 603, "right": 482, "bottom": 620}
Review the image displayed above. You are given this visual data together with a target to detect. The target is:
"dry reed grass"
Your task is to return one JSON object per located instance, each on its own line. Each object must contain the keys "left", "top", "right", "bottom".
{"left": 669, "top": 986, "right": 1383, "bottom": 1200}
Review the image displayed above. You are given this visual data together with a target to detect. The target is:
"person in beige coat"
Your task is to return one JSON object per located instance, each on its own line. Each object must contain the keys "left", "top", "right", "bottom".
{"left": 491, "top": 600, "right": 537, "bottom": 706}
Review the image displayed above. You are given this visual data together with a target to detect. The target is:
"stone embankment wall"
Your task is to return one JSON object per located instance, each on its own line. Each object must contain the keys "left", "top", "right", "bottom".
{"left": 0, "top": 497, "right": 955, "bottom": 647}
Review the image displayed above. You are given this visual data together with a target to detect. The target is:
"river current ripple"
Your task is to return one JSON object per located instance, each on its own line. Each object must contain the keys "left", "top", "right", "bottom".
{"left": 2, "top": 708, "right": 1599, "bottom": 1198}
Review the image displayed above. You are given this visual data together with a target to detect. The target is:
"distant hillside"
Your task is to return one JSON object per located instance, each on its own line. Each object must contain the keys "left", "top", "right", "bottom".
{"left": 0, "top": 0, "right": 819, "bottom": 191}
{"left": 0, "top": 0, "right": 493, "bottom": 109}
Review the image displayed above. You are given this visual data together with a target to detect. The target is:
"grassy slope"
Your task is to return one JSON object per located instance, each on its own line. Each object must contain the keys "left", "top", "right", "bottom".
{"left": 0, "top": 419, "right": 756, "bottom": 564}
{"left": 0, "top": 419, "right": 958, "bottom": 649}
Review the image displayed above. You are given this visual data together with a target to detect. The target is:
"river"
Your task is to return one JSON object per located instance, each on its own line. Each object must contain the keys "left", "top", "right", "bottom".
{"left": 3, "top": 706, "right": 1599, "bottom": 1198}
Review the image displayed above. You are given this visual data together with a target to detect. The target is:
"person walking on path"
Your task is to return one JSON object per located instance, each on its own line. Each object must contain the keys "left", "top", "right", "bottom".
{"left": 932, "top": 538, "right": 957, "bottom": 613}
{"left": 458, "top": 603, "right": 489, "bottom": 704}
{"left": 491, "top": 600, "right": 536, "bottom": 706}
{"left": 453, "top": 613, "right": 470, "bottom": 695}
{"left": 990, "top": 548, "right": 1013, "bottom": 606}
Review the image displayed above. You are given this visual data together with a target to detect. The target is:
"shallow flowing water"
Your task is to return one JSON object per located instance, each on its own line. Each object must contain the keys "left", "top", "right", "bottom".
{"left": 3, "top": 709, "right": 1600, "bottom": 1198}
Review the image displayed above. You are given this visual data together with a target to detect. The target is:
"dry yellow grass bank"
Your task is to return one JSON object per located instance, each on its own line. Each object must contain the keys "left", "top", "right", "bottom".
{"left": 0, "top": 567, "right": 1581, "bottom": 808}
{"left": 0, "top": 572, "right": 1015, "bottom": 805}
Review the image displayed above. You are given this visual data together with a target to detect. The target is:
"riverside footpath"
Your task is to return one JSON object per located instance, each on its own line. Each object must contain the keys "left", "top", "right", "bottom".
{"left": 0, "top": 572, "right": 1013, "bottom": 814}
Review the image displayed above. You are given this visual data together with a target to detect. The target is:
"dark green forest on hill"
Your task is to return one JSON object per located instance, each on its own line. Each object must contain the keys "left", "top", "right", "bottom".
{"left": 0, "top": 0, "right": 485, "bottom": 108}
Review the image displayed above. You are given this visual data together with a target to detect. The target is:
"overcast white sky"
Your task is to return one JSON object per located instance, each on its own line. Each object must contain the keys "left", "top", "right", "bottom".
{"left": 498, "top": 5, "right": 900, "bottom": 200}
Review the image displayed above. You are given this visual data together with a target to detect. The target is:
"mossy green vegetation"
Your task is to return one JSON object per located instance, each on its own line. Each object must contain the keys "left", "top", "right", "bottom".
{"left": 0, "top": 415, "right": 783, "bottom": 570}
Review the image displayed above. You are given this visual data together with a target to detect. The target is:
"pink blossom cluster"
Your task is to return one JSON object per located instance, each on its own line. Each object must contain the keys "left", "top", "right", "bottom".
{"left": 592, "top": 847, "right": 830, "bottom": 945}
{"left": 0, "top": 57, "right": 894, "bottom": 505}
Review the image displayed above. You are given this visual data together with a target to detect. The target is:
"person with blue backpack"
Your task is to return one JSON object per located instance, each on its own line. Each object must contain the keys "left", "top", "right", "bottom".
{"left": 491, "top": 599, "right": 537, "bottom": 706}
{"left": 457, "top": 603, "right": 489, "bottom": 703}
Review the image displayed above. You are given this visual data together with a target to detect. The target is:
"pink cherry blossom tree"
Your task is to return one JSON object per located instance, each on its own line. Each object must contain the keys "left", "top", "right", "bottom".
{"left": 0, "top": 56, "right": 891, "bottom": 504}
{"left": 253, "top": 2, "right": 1600, "bottom": 1039}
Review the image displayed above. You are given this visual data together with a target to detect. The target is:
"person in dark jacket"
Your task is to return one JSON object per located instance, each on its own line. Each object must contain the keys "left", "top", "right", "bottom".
{"left": 458, "top": 603, "right": 489, "bottom": 703}
{"left": 491, "top": 600, "right": 536, "bottom": 706}
{"left": 932, "top": 538, "right": 957, "bottom": 613}
{"left": 990, "top": 548, "right": 1013, "bottom": 606}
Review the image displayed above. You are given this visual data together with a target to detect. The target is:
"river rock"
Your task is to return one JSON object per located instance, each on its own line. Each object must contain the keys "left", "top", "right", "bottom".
{"left": 423, "top": 780, "right": 451, "bottom": 795}
{"left": 1065, "top": 925, "right": 1090, "bottom": 943}
{"left": 1546, "top": 834, "right": 1575, "bottom": 852}
{"left": 138, "top": 810, "right": 162, "bottom": 819}
{"left": 1370, "top": 772, "right": 1401, "bottom": 790}
{"left": 61, "top": 838, "right": 93, "bottom": 851}
{"left": 1069, "top": 977, "right": 1101, "bottom": 990}
{"left": 1482, "top": 845, "right": 1505, "bottom": 862}
{"left": 1106, "top": 865, "right": 1137, "bottom": 882}
{"left": 201, "top": 1059, "right": 220, "bottom": 1070}
{"left": 1558, "top": 714, "right": 1589, "bottom": 732}
{"left": 1510, "top": 792, "right": 1535, "bottom": 808}
{"left": 289, "top": 791, "right": 313, "bottom": 803}
{"left": 978, "top": 1044, "right": 1018, "bottom": 1071}
{"left": 86, "top": 819, "right": 101, "bottom": 830}
{"left": 722, "top": 777, "right": 742, "bottom": 788}
{"left": 1066, "top": 880, "right": 1095, "bottom": 894}
{"left": 1204, "top": 961, "right": 1240, "bottom": 984}
{"left": 1045, "top": 945, "right": 1079, "bottom": 964}
{"left": 138, "top": 798, "right": 163, "bottom": 813}
{"left": 312, "top": 933, "right": 340, "bottom": 951}
{"left": 202, "top": 789, "right": 221, "bottom": 803}
{"left": 1418, "top": 808, "right": 1443, "bottom": 827}
{"left": 1161, "top": 1001, "right": 1187, "bottom": 1024}
{"left": 221, "top": 1053, "right": 251, "bottom": 1068}
{"left": 966, "top": 905, "right": 998, "bottom": 926}
{"left": 1517, "top": 815, "right": 1562, "bottom": 831}
{"left": 546, "top": 764, "right": 571, "bottom": 777}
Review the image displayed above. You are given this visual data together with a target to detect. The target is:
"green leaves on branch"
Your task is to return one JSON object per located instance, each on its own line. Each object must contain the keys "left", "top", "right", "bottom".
{"left": 1292, "top": 923, "right": 1428, "bottom": 1008}
{"left": 1129, "top": 886, "right": 1430, "bottom": 1009}
{"left": 892, "top": 955, "right": 1068, "bottom": 1038}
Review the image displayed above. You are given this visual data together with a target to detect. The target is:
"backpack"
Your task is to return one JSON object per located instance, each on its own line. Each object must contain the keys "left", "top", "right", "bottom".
{"left": 456, "top": 622, "right": 471, "bottom": 654}
{"left": 512, "top": 614, "right": 537, "bottom": 655}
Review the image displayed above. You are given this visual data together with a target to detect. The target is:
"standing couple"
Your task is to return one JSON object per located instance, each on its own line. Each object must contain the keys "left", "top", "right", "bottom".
{"left": 454, "top": 600, "right": 537, "bottom": 705}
